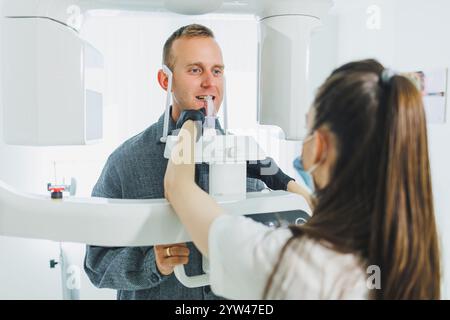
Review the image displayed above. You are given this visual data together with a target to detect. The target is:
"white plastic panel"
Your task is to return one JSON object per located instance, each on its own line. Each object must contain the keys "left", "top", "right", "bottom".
{"left": 1, "top": 17, "right": 103, "bottom": 145}
{"left": 1, "top": 0, "right": 85, "bottom": 31}
{"left": 0, "top": 180, "right": 311, "bottom": 246}
{"left": 209, "top": 162, "right": 247, "bottom": 199}
{"left": 259, "top": 15, "right": 321, "bottom": 140}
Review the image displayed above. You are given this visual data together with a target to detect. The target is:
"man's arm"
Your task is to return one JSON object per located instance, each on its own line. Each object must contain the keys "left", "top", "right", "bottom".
{"left": 83, "top": 158, "right": 168, "bottom": 290}
{"left": 84, "top": 244, "right": 164, "bottom": 290}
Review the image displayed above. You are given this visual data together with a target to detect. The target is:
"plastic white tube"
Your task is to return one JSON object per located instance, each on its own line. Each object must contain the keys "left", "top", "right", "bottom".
{"left": 204, "top": 95, "right": 216, "bottom": 129}
{"left": 222, "top": 75, "right": 228, "bottom": 132}
{"left": 160, "top": 64, "right": 173, "bottom": 143}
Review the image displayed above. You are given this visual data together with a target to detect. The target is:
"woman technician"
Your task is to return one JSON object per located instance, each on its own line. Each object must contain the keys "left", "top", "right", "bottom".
{"left": 164, "top": 59, "right": 441, "bottom": 299}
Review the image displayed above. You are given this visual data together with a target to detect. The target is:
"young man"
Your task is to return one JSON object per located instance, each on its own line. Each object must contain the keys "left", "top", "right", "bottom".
{"left": 84, "top": 24, "right": 265, "bottom": 300}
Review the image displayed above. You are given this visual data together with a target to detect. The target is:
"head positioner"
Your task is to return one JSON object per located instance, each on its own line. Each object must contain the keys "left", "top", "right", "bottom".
{"left": 160, "top": 64, "right": 173, "bottom": 143}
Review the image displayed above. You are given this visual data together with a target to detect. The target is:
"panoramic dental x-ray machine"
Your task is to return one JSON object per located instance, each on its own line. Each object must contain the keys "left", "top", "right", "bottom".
{"left": 0, "top": 0, "right": 331, "bottom": 293}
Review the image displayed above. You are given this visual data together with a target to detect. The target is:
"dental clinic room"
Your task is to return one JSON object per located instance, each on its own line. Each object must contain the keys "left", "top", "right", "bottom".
{"left": 1, "top": 0, "right": 450, "bottom": 303}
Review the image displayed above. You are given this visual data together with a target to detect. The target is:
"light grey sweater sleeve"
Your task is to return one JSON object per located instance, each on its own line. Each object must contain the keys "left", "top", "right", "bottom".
{"left": 83, "top": 158, "right": 167, "bottom": 290}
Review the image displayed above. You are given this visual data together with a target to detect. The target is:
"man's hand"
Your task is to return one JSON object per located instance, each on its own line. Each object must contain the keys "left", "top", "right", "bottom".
{"left": 154, "top": 243, "right": 190, "bottom": 276}
{"left": 247, "top": 157, "right": 295, "bottom": 191}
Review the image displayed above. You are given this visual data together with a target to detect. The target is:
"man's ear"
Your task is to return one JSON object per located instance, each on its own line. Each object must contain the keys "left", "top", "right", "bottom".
{"left": 157, "top": 69, "right": 169, "bottom": 91}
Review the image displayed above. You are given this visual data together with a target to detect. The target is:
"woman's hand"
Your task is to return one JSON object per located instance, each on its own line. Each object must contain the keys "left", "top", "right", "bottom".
{"left": 247, "top": 157, "right": 294, "bottom": 191}
{"left": 164, "top": 119, "right": 197, "bottom": 200}
{"left": 287, "top": 180, "right": 314, "bottom": 210}
{"left": 246, "top": 156, "right": 314, "bottom": 210}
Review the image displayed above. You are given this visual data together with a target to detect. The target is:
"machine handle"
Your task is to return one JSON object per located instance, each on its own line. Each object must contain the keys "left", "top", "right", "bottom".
{"left": 174, "top": 265, "right": 210, "bottom": 288}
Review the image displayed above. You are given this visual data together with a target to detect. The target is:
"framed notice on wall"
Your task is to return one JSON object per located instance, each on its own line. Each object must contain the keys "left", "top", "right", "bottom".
{"left": 405, "top": 68, "right": 448, "bottom": 124}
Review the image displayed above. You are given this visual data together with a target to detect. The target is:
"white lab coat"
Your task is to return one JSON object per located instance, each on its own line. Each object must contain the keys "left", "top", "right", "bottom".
{"left": 208, "top": 215, "right": 369, "bottom": 299}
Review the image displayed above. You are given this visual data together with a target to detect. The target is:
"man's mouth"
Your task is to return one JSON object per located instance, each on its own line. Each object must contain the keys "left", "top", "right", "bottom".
{"left": 196, "top": 95, "right": 216, "bottom": 101}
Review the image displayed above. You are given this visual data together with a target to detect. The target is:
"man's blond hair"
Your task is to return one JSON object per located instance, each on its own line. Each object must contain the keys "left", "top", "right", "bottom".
{"left": 163, "top": 24, "right": 215, "bottom": 70}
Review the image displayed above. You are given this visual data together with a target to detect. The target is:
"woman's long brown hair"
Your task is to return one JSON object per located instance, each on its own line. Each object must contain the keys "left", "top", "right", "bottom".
{"left": 265, "top": 59, "right": 440, "bottom": 299}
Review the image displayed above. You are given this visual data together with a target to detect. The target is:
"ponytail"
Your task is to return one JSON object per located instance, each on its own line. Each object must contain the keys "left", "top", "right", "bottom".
{"left": 369, "top": 73, "right": 440, "bottom": 299}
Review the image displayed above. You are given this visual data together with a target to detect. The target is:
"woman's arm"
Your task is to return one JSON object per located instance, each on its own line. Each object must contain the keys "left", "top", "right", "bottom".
{"left": 287, "top": 180, "right": 314, "bottom": 209}
{"left": 164, "top": 120, "right": 224, "bottom": 256}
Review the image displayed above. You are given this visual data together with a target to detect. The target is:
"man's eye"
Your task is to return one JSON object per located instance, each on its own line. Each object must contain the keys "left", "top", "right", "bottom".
{"left": 190, "top": 68, "right": 201, "bottom": 74}
{"left": 213, "top": 69, "right": 223, "bottom": 76}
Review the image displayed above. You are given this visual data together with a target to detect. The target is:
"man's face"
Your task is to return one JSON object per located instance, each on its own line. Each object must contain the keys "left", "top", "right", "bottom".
{"left": 168, "top": 37, "right": 224, "bottom": 120}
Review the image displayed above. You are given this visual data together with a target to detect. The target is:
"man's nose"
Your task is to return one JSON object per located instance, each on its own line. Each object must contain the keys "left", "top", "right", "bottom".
{"left": 200, "top": 71, "right": 215, "bottom": 88}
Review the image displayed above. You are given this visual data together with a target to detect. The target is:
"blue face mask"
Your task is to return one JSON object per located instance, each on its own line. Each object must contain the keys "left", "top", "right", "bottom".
{"left": 293, "top": 157, "right": 315, "bottom": 191}
{"left": 294, "top": 133, "right": 326, "bottom": 192}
